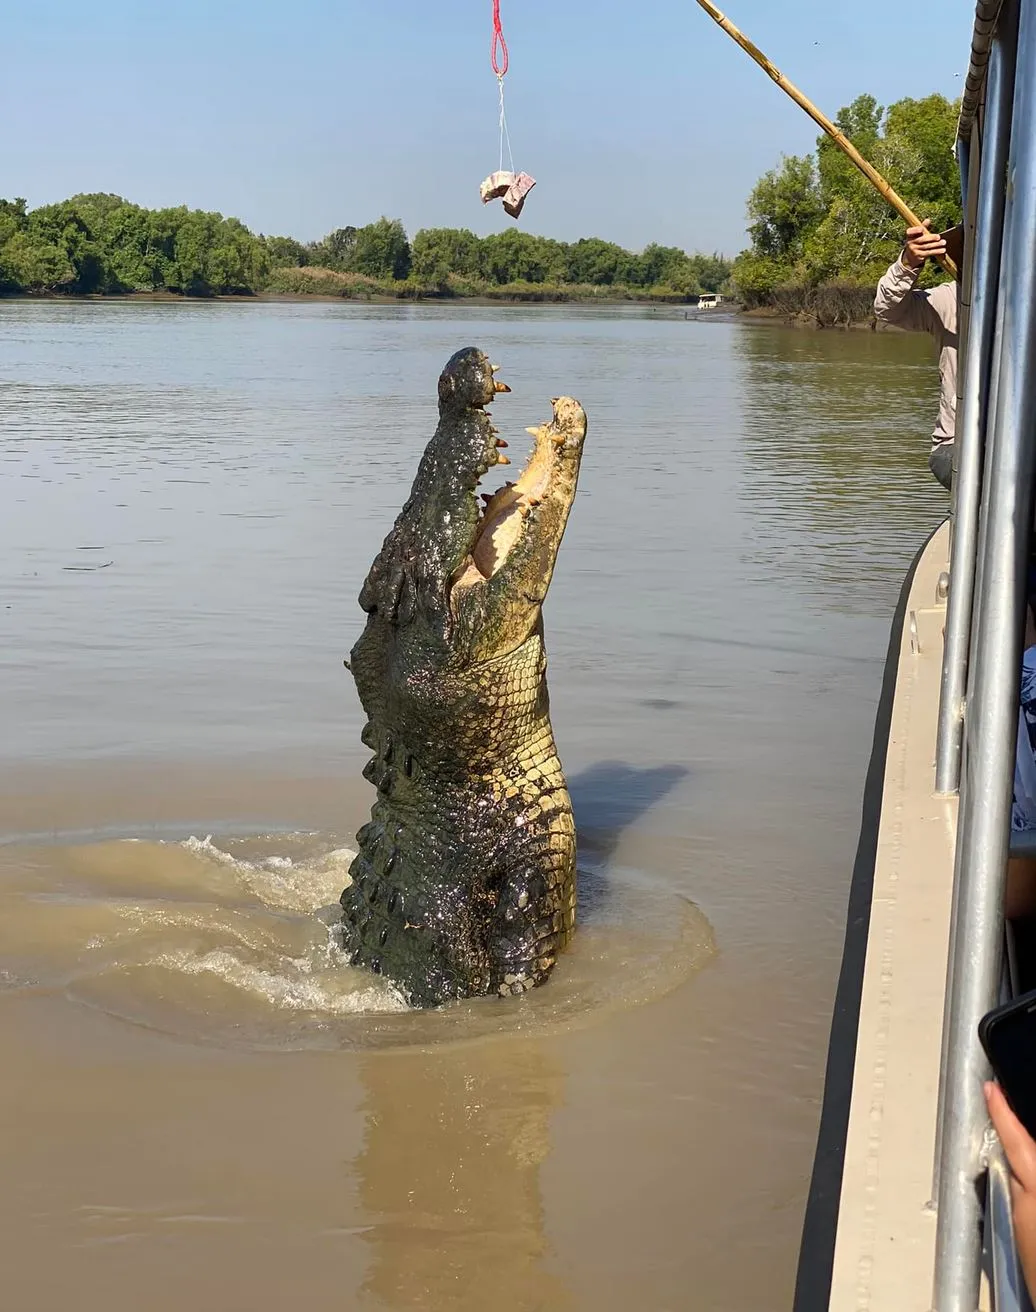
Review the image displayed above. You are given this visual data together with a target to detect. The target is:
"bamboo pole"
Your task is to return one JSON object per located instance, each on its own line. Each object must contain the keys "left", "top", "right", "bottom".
{"left": 695, "top": 0, "right": 959, "bottom": 280}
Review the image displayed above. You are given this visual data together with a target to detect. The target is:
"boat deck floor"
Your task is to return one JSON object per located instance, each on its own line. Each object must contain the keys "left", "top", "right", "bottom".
{"left": 829, "top": 522, "right": 962, "bottom": 1310}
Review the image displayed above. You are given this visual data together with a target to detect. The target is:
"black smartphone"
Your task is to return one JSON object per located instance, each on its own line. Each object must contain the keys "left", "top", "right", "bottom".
{"left": 979, "top": 990, "right": 1036, "bottom": 1137}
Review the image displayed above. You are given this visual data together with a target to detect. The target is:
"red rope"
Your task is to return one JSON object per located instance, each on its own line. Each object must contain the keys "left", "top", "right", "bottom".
{"left": 491, "top": 0, "right": 509, "bottom": 77}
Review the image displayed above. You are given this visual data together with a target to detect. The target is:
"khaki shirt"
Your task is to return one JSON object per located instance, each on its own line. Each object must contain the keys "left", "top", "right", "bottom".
{"left": 873, "top": 257, "right": 959, "bottom": 447}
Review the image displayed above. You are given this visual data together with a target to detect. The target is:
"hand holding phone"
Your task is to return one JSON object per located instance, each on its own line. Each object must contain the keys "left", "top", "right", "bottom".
{"left": 979, "top": 991, "right": 1036, "bottom": 1137}
{"left": 985, "top": 1080, "right": 1036, "bottom": 1304}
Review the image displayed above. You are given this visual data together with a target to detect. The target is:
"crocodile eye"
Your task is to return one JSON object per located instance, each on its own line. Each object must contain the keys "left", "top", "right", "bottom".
{"left": 404, "top": 754, "right": 415, "bottom": 778}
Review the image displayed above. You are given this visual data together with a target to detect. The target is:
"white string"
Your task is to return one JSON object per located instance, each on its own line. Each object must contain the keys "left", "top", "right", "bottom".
{"left": 498, "top": 75, "right": 515, "bottom": 174}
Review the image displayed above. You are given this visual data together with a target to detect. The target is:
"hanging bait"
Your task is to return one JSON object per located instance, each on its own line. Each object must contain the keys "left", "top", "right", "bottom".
{"left": 479, "top": 0, "right": 536, "bottom": 220}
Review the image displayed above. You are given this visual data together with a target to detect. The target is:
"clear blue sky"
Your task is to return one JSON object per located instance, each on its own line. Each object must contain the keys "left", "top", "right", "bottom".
{"left": 3, "top": 0, "right": 976, "bottom": 256}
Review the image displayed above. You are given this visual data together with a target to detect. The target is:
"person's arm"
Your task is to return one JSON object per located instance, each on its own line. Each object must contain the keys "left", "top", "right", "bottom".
{"left": 873, "top": 221, "right": 948, "bottom": 333}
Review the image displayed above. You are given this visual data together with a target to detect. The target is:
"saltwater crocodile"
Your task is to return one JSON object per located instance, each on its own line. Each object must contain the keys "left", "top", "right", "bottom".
{"left": 338, "top": 346, "right": 587, "bottom": 1007}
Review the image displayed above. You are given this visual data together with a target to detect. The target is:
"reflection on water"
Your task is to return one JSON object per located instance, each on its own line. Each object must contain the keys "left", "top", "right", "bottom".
{"left": 0, "top": 302, "right": 950, "bottom": 1309}
{"left": 356, "top": 1043, "right": 573, "bottom": 1312}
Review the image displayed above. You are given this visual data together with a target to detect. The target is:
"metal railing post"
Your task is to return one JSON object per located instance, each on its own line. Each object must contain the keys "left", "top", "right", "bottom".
{"left": 933, "top": 2, "right": 1036, "bottom": 1305}
{"left": 946, "top": 129, "right": 973, "bottom": 557}
{"left": 932, "top": 7, "right": 1018, "bottom": 1201}
{"left": 931, "top": 119, "right": 979, "bottom": 1202}
{"left": 936, "top": 11, "right": 1016, "bottom": 797}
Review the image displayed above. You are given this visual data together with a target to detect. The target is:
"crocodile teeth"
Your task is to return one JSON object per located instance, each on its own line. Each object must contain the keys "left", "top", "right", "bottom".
{"left": 497, "top": 454, "right": 511, "bottom": 465}
{"left": 494, "top": 381, "right": 511, "bottom": 393}
{"left": 495, "top": 438, "right": 508, "bottom": 448}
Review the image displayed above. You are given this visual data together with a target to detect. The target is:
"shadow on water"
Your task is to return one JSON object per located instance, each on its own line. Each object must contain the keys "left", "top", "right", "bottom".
{"left": 569, "top": 760, "right": 689, "bottom": 860}
{"left": 569, "top": 761, "right": 689, "bottom": 920}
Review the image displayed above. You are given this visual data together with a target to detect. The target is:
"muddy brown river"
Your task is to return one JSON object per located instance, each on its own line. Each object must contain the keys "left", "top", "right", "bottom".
{"left": 0, "top": 301, "right": 946, "bottom": 1310}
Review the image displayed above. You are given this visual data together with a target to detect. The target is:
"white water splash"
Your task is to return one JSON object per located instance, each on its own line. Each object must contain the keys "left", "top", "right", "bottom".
{"left": 179, "top": 833, "right": 355, "bottom": 913}
{"left": 0, "top": 830, "right": 714, "bottom": 1051}
{"left": 152, "top": 946, "right": 407, "bottom": 1015}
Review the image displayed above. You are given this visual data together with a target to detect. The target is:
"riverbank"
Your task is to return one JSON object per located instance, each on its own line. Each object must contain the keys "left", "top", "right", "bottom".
{"left": 737, "top": 280, "right": 879, "bottom": 329}
{"left": 0, "top": 269, "right": 706, "bottom": 307}
{"left": 741, "top": 305, "right": 882, "bottom": 331}
{"left": 1, "top": 277, "right": 899, "bottom": 328}
{"left": 271, "top": 265, "right": 711, "bottom": 303}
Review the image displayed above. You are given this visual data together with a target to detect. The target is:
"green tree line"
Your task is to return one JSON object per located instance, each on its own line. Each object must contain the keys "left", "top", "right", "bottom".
{"left": 0, "top": 195, "right": 731, "bottom": 301}
{"left": 0, "top": 194, "right": 269, "bottom": 296}
{"left": 732, "top": 92, "right": 962, "bottom": 312}
{"left": 279, "top": 219, "right": 730, "bottom": 295}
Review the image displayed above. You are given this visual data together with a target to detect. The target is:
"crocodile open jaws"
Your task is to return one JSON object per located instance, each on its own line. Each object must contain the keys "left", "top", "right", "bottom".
{"left": 338, "top": 346, "right": 588, "bottom": 1007}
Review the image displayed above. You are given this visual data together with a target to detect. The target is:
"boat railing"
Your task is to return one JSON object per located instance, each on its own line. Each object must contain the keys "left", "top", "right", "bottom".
{"left": 929, "top": 1, "right": 1036, "bottom": 1308}
{"left": 934, "top": 0, "right": 1014, "bottom": 798}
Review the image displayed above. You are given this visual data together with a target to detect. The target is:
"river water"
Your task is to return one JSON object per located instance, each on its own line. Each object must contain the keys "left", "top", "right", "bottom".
{"left": 0, "top": 300, "right": 946, "bottom": 1310}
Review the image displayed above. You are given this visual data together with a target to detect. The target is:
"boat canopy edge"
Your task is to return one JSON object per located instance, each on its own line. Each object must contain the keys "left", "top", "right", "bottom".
{"left": 958, "top": 1, "right": 1006, "bottom": 139}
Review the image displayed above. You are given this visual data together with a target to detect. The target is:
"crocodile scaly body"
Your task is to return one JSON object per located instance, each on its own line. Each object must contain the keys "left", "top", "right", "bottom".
{"left": 338, "top": 348, "right": 587, "bottom": 1007}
